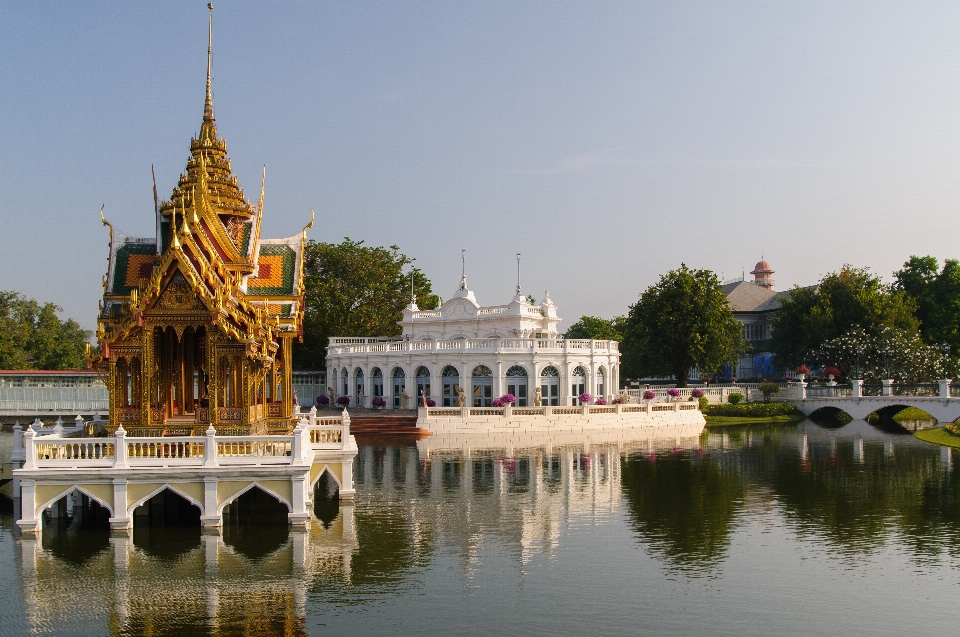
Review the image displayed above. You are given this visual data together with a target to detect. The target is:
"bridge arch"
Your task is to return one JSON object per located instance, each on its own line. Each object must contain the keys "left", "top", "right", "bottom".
{"left": 310, "top": 463, "right": 343, "bottom": 491}
{"left": 36, "top": 485, "right": 114, "bottom": 519}
{"left": 127, "top": 483, "right": 204, "bottom": 518}
{"left": 217, "top": 481, "right": 291, "bottom": 515}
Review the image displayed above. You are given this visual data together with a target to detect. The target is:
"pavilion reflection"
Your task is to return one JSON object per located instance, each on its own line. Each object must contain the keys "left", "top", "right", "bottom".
{"left": 16, "top": 507, "right": 357, "bottom": 636}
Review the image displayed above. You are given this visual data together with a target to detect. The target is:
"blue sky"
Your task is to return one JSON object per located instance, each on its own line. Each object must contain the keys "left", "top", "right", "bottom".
{"left": 3, "top": 1, "right": 960, "bottom": 331}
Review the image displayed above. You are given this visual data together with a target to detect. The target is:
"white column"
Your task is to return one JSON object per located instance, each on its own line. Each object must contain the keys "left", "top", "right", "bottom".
{"left": 362, "top": 368, "right": 372, "bottom": 408}
{"left": 851, "top": 379, "right": 863, "bottom": 399}
{"left": 16, "top": 479, "right": 39, "bottom": 533}
{"left": 109, "top": 478, "right": 131, "bottom": 530}
{"left": 494, "top": 360, "right": 503, "bottom": 399}
{"left": 939, "top": 378, "right": 951, "bottom": 399}
{"left": 201, "top": 476, "right": 221, "bottom": 528}
{"left": 340, "top": 459, "right": 356, "bottom": 499}
{"left": 882, "top": 379, "right": 893, "bottom": 396}
{"left": 289, "top": 476, "right": 310, "bottom": 526}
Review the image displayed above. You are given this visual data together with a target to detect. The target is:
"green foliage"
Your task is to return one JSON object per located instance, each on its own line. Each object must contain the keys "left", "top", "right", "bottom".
{"left": 698, "top": 395, "right": 709, "bottom": 410}
{"left": 563, "top": 315, "right": 624, "bottom": 341}
{"left": 622, "top": 264, "right": 745, "bottom": 387}
{"left": 727, "top": 392, "right": 744, "bottom": 405}
{"left": 704, "top": 402, "right": 799, "bottom": 417}
{"left": 757, "top": 381, "right": 781, "bottom": 402}
{"left": 894, "top": 255, "right": 960, "bottom": 352}
{"left": 293, "top": 239, "right": 439, "bottom": 368}
{"left": 770, "top": 265, "right": 919, "bottom": 367}
{"left": 0, "top": 291, "right": 90, "bottom": 370}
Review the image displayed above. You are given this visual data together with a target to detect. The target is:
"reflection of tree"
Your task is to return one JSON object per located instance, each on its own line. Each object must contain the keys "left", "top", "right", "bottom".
{"left": 764, "top": 439, "right": 960, "bottom": 558}
{"left": 621, "top": 453, "right": 745, "bottom": 571}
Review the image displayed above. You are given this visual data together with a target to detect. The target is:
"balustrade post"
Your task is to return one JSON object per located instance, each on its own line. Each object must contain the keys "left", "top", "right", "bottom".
{"left": 342, "top": 408, "right": 351, "bottom": 441}
{"left": 74, "top": 415, "right": 84, "bottom": 432}
{"left": 882, "top": 379, "right": 894, "bottom": 396}
{"left": 504, "top": 404, "right": 512, "bottom": 419}
{"left": 114, "top": 425, "right": 127, "bottom": 469}
{"left": 646, "top": 401, "right": 652, "bottom": 415}
{"left": 21, "top": 427, "right": 36, "bottom": 470}
{"left": 12, "top": 422, "right": 23, "bottom": 462}
{"left": 939, "top": 378, "right": 951, "bottom": 399}
{"left": 581, "top": 403, "right": 589, "bottom": 417}
{"left": 291, "top": 421, "right": 305, "bottom": 465}
{"left": 31, "top": 418, "right": 42, "bottom": 431}
{"left": 673, "top": 402, "right": 680, "bottom": 412}
{"left": 53, "top": 417, "right": 63, "bottom": 435}
{"left": 309, "top": 405, "right": 317, "bottom": 427}
{"left": 851, "top": 379, "right": 863, "bottom": 399}
{"left": 16, "top": 480, "right": 39, "bottom": 532}
{"left": 109, "top": 478, "right": 131, "bottom": 530}
{"left": 204, "top": 425, "right": 218, "bottom": 467}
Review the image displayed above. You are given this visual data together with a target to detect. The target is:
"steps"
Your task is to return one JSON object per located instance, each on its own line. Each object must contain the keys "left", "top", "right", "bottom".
{"left": 347, "top": 415, "right": 429, "bottom": 438}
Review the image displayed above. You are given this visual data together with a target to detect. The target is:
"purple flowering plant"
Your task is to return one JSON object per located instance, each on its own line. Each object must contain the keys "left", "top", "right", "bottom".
{"left": 578, "top": 392, "right": 592, "bottom": 404}
{"left": 316, "top": 395, "right": 330, "bottom": 406}
{"left": 642, "top": 390, "right": 656, "bottom": 400}
{"left": 336, "top": 395, "right": 350, "bottom": 406}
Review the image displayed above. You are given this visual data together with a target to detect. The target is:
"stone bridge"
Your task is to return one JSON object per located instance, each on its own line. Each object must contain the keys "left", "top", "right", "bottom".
{"left": 791, "top": 396, "right": 960, "bottom": 422}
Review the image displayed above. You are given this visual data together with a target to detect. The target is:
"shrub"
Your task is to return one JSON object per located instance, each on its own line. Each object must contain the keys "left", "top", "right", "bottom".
{"left": 704, "top": 403, "right": 799, "bottom": 417}
{"left": 371, "top": 397, "right": 386, "bottom": 407}
{"left": 728, "top": 392, "right": 744, "bottom": 405}
{"left": 945, "top": 423, "right": 960, "bottom": 436}
{"left": 758, "top": 381, "right": 781, "bottom": 402}
{"left": 642, "top": 390, "right": 656, "bottom": 400}
{"left": 316, "top": 395, "right": 330, "bottom": 406}
{"left": 698, "top": 395, "right": 709, "bottom": 410}
{"left": 335, "top": 395, "right": 350, "bottom": 406}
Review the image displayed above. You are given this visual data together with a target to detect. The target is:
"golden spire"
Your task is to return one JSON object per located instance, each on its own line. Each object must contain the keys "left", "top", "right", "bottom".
{"left": 204, "top": 3, "right": 214, "bottom": 125}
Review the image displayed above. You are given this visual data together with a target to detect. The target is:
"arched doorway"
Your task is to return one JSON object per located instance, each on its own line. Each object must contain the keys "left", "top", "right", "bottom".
{"left": 597, "top": 366, "right": 606, "bottom": 399}
{"left": 506, "top": 365, "right": 529, "bottom": 406}
{"left": 371, "top": 367, "right": 384, "bottom": 400}
{"left": 441, "top": 365, "right": 460, "bottom": 406}
{"left": 392, "top": 367, "right": 405, "bottom": 409}
{"left": 415, "top": 366, "right": 431, "bottom": 403}
{"left": 572, "top": 366, "right": 587, "bottom": 404}
{"left": 472, "top": 365, "right": 493, "bottom": 407}
{"left": 540, "top": 366, "right": 560, "bottom": 405}
{"left": 354, "top": 367, "right": 365, "bottom": 407}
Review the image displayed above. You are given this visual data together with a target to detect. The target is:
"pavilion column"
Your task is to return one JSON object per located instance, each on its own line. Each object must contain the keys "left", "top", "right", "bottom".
{"left": 140, "top": 329, "right": 153, "bottom": 426}
{"left": 283, "top": 338, "right": 293, "bottom": 417}
{"left": 208, "top": 336, "right": 219, "bottom": 426}
{"left": 494, "top": 360, "right": 503, "bottom": 399}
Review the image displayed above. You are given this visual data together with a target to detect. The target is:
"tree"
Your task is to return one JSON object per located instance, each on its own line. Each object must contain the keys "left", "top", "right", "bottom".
{"left": 563, "top": 315, "right": 624, "bottom": 341}
{"left": 770, "top": 266, "right": 919, "bottom": 367}
{"left": 293, "top": 239, "right": 439, "bottom": 369}
{"left": 894, "top": 255, "right": 960, "bottom": 351}
{"left": 0, "top": 291, "right": 91, "bottom": 369}
{"left": 621, "top": 265, "right": 745, "bottom": 386}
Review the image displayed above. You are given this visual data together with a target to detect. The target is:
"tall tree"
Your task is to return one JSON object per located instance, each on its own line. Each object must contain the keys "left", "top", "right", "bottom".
{"left": 293, "top": 239, "right": 439, "bottom": 369}
{"left": 622, "top": 265, "right": 745, "bottom": 386}
{"left": 894, "top": 255, "right": 960, "bottom": 351}
{"left": 770, "top": 265, "right": 919, "bottom": 367}
{"left": 563, "top": 315, "right": 624, "bottom": 341}
{"left": 0, "top": 291, "right": 90, "bottom": 369}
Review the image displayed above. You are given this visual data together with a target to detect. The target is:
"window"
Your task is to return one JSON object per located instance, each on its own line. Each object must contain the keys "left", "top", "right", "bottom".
{"left": 539, "top": 365, "right": 560, "bottom": 406}
{"left": 441, "top": 365, "right": 460, "bottom": 407}
{"left": 392, "top": 367, "right": 405, "bottom": 409}
{"left": 472, "top": 365, "right": 493, "bottom": 407}
{"left": 572, "top": 366, "right": 587, "bottom": 405}
{"left": 416, "top": 366, "right": 431, "bottom": 402}
{"left": 505, "top": 365, "right": 528, "bottom": 406}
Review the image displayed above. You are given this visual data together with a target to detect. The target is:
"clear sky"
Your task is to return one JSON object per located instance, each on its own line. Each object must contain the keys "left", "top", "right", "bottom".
{"left": 3, "top": 1, "right": 960, "bottom": 332}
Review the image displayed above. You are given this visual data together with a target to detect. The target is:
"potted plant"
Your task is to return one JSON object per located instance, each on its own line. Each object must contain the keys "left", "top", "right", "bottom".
{"left": 316, "top": 395, "right": 330, "bottom": 408}
{"left": 795, "top": 365, "right": 810, "bottom": 383}
{"left": 500, "top": 393, "right": 517, "bottom": 406}
{"left": 667, "top": 388, "right": 681, "bottom": 401}
{"left": 823, "top": 366, "right": 840, "bottom": 386}
{"left": 426, "top": 399, "right": 436, "bottom": 407}
{"left": 492, "top": 398, "right": 504, "bottom": 407}
{"left": 335, "top": 395, "right": 350, "bottom": 408}
{"left": 578, "top": 392, "right": 592, "bottom": 405}
{"left": 371, "top": 396, "right": 386, "bottom": 410}
{"left": 594, "top": 397, "right": 607, "bottom": 405}
{"left": 642, "top": 389, "right": 656, "bottom": 402}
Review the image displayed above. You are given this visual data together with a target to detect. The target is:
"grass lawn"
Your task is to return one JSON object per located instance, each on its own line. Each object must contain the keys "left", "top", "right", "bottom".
{"left": 914, "top": 427, "right": 960, "bottom": 449}
{"left": 704, "top": 413, "right": 806, "bottom": 427}
{"left": 893, "top": 406, "right": 935, "bottom": 421}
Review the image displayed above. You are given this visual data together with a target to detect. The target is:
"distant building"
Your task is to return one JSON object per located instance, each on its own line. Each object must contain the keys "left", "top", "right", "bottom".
{"left": 722, "top": 259, "right": 786, "bottom": 379}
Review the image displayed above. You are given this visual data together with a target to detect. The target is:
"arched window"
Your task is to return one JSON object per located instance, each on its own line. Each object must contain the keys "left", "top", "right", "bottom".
{"left": 392, "top": 367, "right": 406, "bottom": 409}
{"left": 415, "top": 366, "right": 431, "bottom": 401}
{"left": 472, "top": 365, "right": 493, "bottom": 407}
{"left": 441, "top": 366, "right": 460, "bottom": 407}
{"left": 505, "top": 365, "right": 528, "bottom": 406}
{"left": 371, "top": 367, "right": 383, "bottom": 398}
{"left": 539, "top": 365, "right": 560, "bottom": 406}
{"left": 572, "top": 366, "right": 587, "bottom": 405}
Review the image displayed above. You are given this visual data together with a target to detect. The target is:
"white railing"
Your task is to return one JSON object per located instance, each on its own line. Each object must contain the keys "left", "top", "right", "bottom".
{"left": 327, "top": 337, "right": 619, "bottom": 356}
{"left": 0, "top": 384, "right": 109, "bottom": 414}
{"left": 15, "top": 409, "right": 356, "bottom": 473}
{"left": 624, "top": 384, "right": 787, "bottom": 404}
{"left": 421, "top": 401, "right": 699, "bottom": 419}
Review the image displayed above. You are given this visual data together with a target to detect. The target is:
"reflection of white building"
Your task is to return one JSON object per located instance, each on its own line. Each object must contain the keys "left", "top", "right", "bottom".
{"left": 325, "top": 276, "right": 620, "bottom": 408}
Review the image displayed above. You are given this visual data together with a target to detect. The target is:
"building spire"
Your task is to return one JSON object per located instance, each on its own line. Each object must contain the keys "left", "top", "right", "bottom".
{"left": 204, "top": 3, "right": 214, "bottom": 124}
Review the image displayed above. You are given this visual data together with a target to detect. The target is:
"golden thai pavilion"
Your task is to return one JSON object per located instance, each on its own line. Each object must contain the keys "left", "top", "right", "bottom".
{"left": 92, "top": 9, "right": 309, "bottom": 434}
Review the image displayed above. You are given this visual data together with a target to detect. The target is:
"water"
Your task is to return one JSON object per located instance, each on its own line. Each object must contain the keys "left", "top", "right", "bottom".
{"left": 1, "top": 419, "right": 959, "bottom": 636}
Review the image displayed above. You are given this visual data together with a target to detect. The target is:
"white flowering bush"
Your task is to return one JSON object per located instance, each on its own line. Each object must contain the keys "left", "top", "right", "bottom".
{"left": 812, "top": 327, "right": 957, "bottom": 383}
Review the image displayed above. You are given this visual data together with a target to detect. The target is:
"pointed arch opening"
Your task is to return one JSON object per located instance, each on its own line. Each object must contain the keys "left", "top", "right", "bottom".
{"left": 222, "top": 485, "right": 290, "bottom": 560}
{"left": 40, "top": 488, "right": 111, "bottom": 566}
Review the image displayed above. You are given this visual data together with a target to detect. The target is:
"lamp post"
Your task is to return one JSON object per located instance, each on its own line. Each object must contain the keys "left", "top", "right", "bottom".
{"left": 941, "top": 342, "right": 950, "bottom": 380}
{"left": 853, "top": 344, "right": 863, "bottom": 380}
{"left": 882, "top": 346, "right": 892, "bottom": 380}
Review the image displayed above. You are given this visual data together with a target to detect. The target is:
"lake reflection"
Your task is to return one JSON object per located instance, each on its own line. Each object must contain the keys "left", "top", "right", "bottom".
{"left": 2, "top": 420, "right": 960, "bottom": 636}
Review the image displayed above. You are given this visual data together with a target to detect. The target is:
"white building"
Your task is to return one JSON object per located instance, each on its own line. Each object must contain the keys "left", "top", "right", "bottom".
{"left": 325, "top": 275, "right": 620, "bottom": 408}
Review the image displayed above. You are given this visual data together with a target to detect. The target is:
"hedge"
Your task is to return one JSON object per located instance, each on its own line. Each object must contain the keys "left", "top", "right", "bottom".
{"left": 703, "top": 403, "right": 801, "bottom": 417}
